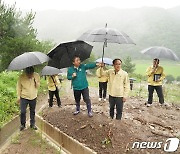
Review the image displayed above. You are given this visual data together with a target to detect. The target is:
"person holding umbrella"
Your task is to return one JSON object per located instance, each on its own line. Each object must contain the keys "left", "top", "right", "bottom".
{"left": 146, "top": 58, "right": 166, "bottom": 107}
{"left": 41, "top": 66, "right": 62, "bottom": 108}
{"left": 17, "top": 66, "right": 40, "bottom": 131}
{"left": 96, "top": 63, "right": 108, "bottom": 102}
{"left": 99, "top": 58, "right": 130, "bottom": 120}
{"left": 67, "top": 56, "right": 100, "bottom": 117}
{"left": 47, "top": 75, "right": 62, "bottom": 107}
{"left": 8, "top": 51, "right": 49, "bottom": 131}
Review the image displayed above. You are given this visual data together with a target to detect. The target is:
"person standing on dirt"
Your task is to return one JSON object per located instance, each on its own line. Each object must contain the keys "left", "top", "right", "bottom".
{"left": 100, "top": 59, "right": 130, "bottom": 120}
{"left": 17, "top": 66, "right": 40, "bottom": 131}
{"left": 47, "top": 75, "right": 62, "bottom": 107}
{"left": 67, "top": 56, "right": 100, "bottom": 117}
{"left": 96, "top": 63, "right": 108, "bottom": 102}
{"left": 146, "top": 58, "right": 166, "bottom": 107}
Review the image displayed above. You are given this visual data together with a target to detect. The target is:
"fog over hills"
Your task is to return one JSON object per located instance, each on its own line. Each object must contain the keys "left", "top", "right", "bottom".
{"left": 33, "top": 6, "right": 180, "bottom": 59}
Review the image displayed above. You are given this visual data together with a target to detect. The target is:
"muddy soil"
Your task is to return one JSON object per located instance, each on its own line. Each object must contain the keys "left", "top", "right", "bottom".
{"left": 41, "top": 86, "right": 180, "bottom": 154}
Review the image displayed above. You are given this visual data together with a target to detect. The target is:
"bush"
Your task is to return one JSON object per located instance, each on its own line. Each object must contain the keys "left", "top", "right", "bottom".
{"left": 165, "top": 75, "right": 175, "bottom": 83}
{"left": 0, "top": 72, "right": 19, "bottom": 127}
{"left": 176, "top": 76, "right": 180, "bottom": 81}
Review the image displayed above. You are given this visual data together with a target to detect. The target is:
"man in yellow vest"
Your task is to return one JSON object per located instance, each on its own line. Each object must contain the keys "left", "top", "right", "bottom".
{"left": 17, "top": 67, "right": 40, "bottom": 131}
{"left": 96, "top": 63, "right": 108, "bottom": 102}
{"left": 47, "top": 75, "right": 61, "bottom": 107}
{"left": 100, "top": 59, "right": 130, "bottom": 120}
{"left": 146, "top": 58, "right": 166, "bottom": 107}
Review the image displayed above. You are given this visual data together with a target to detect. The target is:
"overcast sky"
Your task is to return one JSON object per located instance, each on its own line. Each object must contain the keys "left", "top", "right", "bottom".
{"left": 4, "top": 0, "right": 180, "bottom": 11}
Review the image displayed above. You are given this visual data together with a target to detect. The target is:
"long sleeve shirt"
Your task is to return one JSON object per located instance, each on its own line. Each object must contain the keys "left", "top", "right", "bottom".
{"left": 96, "top": 67, "right": 108, "bottom": 82}
{"left": 100, "top": 68, "right": 130, "bottom": 98}
{"left": 17, "top": 72, "right": 40, "bottom": 100}
{"left": 146, "top": 65, "right": 165, "bottom": 86}
{"left": 67, "top": 63, "right": 96, "bottom": 90}
{"left": 47, "top": 75, "right": 60, "bottom": 91}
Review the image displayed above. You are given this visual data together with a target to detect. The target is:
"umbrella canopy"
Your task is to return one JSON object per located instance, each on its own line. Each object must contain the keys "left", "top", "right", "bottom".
{"left": 8, "top": 52, "right": 50, "bottom": 71}
{"left": 96, "top": 57, "right": 113, "bottom": 65}
{"left": 48, "top": 40, "right": 93, "bottom": 69}
{"left": 141, "top": 46, "right": 179, "bottom": 61}
{"left": 129, "top": 78, "right": 136, "bottom": 81}
{"left": 78, "top": 24, "right": 135, "bottom": 44}
{"left": 41, "top": 66, "right": 62, "bottom": 76}
{"left": 77, "top": 23, "right": 135, "bottom": 61}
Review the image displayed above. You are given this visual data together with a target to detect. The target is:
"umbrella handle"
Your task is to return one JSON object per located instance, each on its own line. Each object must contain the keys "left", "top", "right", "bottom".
{"left": 71, "top": 80, "right": 73, "bottom": 89}
{"left": 102, "top": 40, "right": 107, "bottom": 63}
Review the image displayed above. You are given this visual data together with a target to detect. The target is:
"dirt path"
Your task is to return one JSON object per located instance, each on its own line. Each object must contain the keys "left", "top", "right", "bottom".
{"left": 1, "top": 93, "right": 61, "bottom": 154}
{"left": 41, "top": 82, "right": 180, "bottom": 154}
{"left": 2, "top": 128, "right": 59, "bottom": 154}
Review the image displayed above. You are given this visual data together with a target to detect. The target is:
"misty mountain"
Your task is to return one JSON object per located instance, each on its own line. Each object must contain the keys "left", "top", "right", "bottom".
{"left": 33, "top": 6, "right": 180, "bottom": 59}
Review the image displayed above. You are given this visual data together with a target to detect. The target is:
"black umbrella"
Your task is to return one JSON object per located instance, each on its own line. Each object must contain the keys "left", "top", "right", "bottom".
{"left": 41, "top": 66, "right": 62, "bottom": 76}
{"left": 141, "top": 46, "right": 179, "bottom": 61}
{"left": 48, "top": 40, "right": 93, "bottom": 69}
{"left": 8, "top": 52, "right": 50, "bottom": 71}
{"left": 77, "top": 23, "right": 135, "bottom": 61}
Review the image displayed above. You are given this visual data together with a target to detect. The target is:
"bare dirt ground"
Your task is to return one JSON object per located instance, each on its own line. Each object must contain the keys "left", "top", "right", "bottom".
{"left": 2, "top": 129, "right": 59, "bottom": 154}
{"left": 41, "top": 85, "right": 180, "bottom": 154}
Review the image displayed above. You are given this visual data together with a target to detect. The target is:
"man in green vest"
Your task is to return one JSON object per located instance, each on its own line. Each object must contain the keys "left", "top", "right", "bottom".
{"left": 67, "top": 56, "right": 99, "bottom": 117}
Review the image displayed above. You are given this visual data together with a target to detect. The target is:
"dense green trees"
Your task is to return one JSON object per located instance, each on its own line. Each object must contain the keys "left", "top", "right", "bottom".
{"left": 122, "top": 56, "right": 136, "bottom": 74}
{"left": 0, "top": 1, "right": 53, "bottom": 71}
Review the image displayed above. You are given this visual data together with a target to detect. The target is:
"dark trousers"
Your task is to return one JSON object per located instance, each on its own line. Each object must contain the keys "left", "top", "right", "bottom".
{"left": 73, "top": 87, "right": 91, "bottom": 113}
{"left": 49, "top": 88, "right": 61, "bottom": 107}
{"left": 130, "top": 84, "right": 133, "bottom": 90}
{"left": 99, "top": 82, "right": 107, "bottom": 98}
{"left": 109, "top": 95, "right": 124, "bottom": 120}
{"left": 148, "top": 85, "right": 164, "bottom": 104}
{"left": 20, "top": 98, "right": 36, "bottom": 126}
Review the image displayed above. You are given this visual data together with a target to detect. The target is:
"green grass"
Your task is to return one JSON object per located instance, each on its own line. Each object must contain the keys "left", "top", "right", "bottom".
{"left": 133, "top": 60, "right": 180, "bottom": 78}
{"left": 87, "top": 76, "right": 180, "bottom": 104}
{"left": 129, "top": 82, "right": 180, "bottom": 104}
{"left": 0, "top": 71, "right": 20, "bottom": 128}
{"left": 11, "top": 132, "right": 21, "bottom": 144}
{"left": 28, "top": 131, "right": 61, "bottom": 154}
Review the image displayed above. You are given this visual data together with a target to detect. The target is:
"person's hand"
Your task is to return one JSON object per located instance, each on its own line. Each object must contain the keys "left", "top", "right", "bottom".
{"left": 96, "top": 63, "right": 101, "bottom": 67}
{"left": 152, "top": 67, "right": 157, "bottom": 73}
{"left": 155, "top": 79, "right": 161, "bottom": 82}
{"left": 98, "top": 62, "right": 104, "bottom": 67}
{"left": 72, "top": 73, "right": 76, "bottom": 77}
{"left": 34, "top": 78, "right": 37, "bottom": 88}
{"left": 17, "top": 98, "right": 20, "bottom": 104}
{"left": 123, "top": 97, "right": 126, "bottom": 102}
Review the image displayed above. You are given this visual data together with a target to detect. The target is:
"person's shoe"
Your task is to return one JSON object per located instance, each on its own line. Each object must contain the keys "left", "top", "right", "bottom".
{"left": 30, "top": 125, "right": 38, "bottom": 130}
{"left": 110, "top": 116, "right": 114, "bottom": 119}
{"left": 147, "top": 104, "right": 152, "bottom": 107}
{"left": 99, "top": 98, "right": 102, "bottom": 102}
{"left": 20, "top": 125, "right": 25, "bottom": 131}
{"left": 58, "top": 105, "right": 62, "bottom": 108}
{"left": 103, "top": 98, "right": 106, "bottom": 102}
{"left": 88, "top": 112, "right": 93, "bottom": 117}
{"left": 116, "top": 117, "right": 122, "bottom": 120}
{"left": 160, "top": 103, "right": 167, "bottom": 107}
{"left": 73, "top": 111, "right": 80, "bottom": 115}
